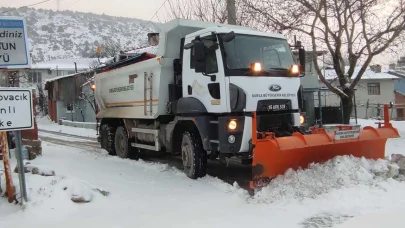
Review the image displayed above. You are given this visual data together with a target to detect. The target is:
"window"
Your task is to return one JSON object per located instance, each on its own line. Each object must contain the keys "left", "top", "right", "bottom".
{"left": 189, "top": 36, "right": 219, "bottom": 74}
{"left": 66, "top": 103, "right": 74, "bottom": 113}
{"left": 367, "top": 83, "right": 380, "bottom": 95}
{"left": 28, "top": 72, "right": 42, "bottom": 83}
{"left": 221, "top": 34, "right": 294, "bottom": 76}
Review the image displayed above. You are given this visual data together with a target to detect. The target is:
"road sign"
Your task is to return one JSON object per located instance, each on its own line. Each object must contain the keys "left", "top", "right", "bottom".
{"left": 0, "top": 87, "right": 33, "bottom": 131}
{"left": 0, "top": 16, "right": 31, "bottom": 68}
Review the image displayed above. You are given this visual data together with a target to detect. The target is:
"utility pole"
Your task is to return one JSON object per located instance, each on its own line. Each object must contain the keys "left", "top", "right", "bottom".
{"left": 227, "top": 0, "right": 236, "bottom": 25}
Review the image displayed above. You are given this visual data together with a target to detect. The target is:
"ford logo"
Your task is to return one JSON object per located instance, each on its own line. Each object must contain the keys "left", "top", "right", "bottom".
{"left": 269, "top": 84, "right": 281, "bottom": 92}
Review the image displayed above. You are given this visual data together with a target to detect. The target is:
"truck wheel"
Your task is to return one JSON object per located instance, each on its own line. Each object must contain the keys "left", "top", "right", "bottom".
{"left": 114, "top": 126, "right": 130, "bottom": 159}
{"left": 181, "top": 131, "right": 207, "bottom": 179}
{"left": 100, "top": 124, "right": 116, "bottom": 155}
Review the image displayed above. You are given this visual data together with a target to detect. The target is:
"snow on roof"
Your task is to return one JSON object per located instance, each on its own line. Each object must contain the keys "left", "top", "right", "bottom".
{"left": 44, "top": 72, "right": 78, "bottom": 83}
{"left": 31, "top": 58, "right": 109, "bottom": 71}
{"left": 123, "top": 46, "right": 158, "bottom": 55}
{"left": 322, "top": 66, "right": 398, "bottom": 81}
{"left": 387, "top": 70, "right": 405, "bottom": 78}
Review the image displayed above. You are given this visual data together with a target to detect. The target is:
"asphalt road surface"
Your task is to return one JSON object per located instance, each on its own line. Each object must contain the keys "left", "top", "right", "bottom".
{"left": 38, "top": 130, "right": 253, "bottom": 192}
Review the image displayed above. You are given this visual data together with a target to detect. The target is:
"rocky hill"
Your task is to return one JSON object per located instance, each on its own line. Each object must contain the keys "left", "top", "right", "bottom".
{"left": 0, "top": 7, "right": 159, "bottom": 63}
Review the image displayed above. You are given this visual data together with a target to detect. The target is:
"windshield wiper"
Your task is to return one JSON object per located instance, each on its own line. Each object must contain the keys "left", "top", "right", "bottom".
{"left": 232, "top": 67, "right": 288, "bottom": 71}
{"left": 267, "top": 67, "right": 288, "bottom": 71}
{"left": 232, "top": 67, "right": 288, "bottom": 75}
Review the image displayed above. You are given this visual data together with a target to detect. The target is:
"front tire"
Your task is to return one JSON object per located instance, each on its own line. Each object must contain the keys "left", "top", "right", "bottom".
{"left": 114, "top": 126, "right": 130, "bottom": 159}
{"left": 181, "top": 131, "right": 207, "bottom": 179}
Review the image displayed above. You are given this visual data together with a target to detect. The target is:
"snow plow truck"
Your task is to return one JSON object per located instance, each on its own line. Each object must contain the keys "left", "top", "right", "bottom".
{"left": 93, "top": 19, "right": 400, "bottom": 189}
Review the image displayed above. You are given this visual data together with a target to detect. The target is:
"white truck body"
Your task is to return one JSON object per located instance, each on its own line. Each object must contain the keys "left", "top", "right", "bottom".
{"left": 95, "top": 57, "right": 169, "bottom": 119}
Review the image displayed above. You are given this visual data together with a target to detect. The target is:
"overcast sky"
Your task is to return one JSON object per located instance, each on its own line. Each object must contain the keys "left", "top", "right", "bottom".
{"left": 2, "top": 0, "right": 403, "bottom": 66}
{"left": 2, "top": 0, "right": 171, "bottom": 21}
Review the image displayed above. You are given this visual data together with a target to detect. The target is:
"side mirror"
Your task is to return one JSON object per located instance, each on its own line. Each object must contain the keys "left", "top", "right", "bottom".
{"left": 222, "top": 31, "right": 235, "bottom": 42}
{"left": 193, "top": 40, "right": 206, "bottom": 73}
{"left": 298, "top": 48, "right": 306, "bottom": 73}
{"left": 194, "top": 40, "right": 205, "bottom": 62}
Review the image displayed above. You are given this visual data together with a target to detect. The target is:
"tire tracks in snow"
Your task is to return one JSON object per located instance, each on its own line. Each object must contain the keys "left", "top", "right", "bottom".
{"left": 38, "top": 129, "right": 253, "bottom": 191}
{"left": 38, "top": 130, "right": 99, "bottom": 150}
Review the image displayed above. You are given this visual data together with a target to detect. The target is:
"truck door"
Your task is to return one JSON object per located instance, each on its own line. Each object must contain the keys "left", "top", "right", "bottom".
{"left": 182, "top": 33, "right": 229, "bottom": 113}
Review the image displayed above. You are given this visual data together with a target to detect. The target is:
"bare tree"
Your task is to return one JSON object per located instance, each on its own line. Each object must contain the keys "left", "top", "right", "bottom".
{"left": 78, "top": 62, "right": 99, "bottom": 117}
{"left": 167, "top": 0, "right": 258, "bottom": 27}
{"left": 36, "top": 83, "right": 48, "bottom": 116}
{"left": 89, "top": 38, "right": 122, "bottom": 59}
{"left": 244, "top": 0, "right": 405, "bottom": 123}
{"left": 101, "top": 37, "right": 122, "bottom": 57}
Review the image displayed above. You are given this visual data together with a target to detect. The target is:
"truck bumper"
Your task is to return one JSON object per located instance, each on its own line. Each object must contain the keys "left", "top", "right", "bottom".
{"left": 218, "top": 112, "right": 302, "bottom": 154}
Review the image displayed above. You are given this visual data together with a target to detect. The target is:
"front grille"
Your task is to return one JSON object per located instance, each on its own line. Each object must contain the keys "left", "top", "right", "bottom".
{"left": 257, "top": 113, "right": 294, "bottom": 136}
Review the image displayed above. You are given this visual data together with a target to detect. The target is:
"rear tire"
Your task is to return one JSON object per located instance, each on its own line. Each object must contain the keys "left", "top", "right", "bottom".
{"left": 114, "top": 126, "right": 130, "bottom": 159}
{"left": 100, "top": 124, "right": 116, "bottom": 155}
{"left": 181, "top": 131, "right": 207, "bottom": 179}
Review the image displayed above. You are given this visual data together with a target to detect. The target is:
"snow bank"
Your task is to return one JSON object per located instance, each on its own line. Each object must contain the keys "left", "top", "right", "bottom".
{"left": 37, "top": 116, "right": 97, "bottom": 138}
{"left": 252, "top": 155, "right": 405, "bottom": 204}
{"left": 352, "top": 118, "right": 405, "bottom": 135}
{"left": 336, "top": 212, "right": 405, "bottom": 228}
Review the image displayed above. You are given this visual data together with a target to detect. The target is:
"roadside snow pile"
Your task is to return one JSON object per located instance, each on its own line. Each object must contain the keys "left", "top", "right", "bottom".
{"left": 62, "top": 178, "right": 110, "bottom": 203}
{"left": 253, "top": 154, "right": 405, "bottom": 204}
{"left": 1, "top": 163, "right": 109, "bottom": 205}
{"left": 14, "top": 161, "right": 56, "bottom": 177}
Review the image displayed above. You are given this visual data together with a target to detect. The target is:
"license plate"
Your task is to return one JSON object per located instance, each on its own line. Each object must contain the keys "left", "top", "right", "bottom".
{"left": 267, "top": 104, "right": 287, "bottom": 111}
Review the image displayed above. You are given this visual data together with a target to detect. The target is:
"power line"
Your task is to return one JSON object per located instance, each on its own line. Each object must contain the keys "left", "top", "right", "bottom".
{"left": 135, "top": 0, "right": 170, "bottom": 34}
{"left": 124, "top": 0, "right": 170, "bottom": 52}
{"left": 0, "top": 0, "right": 56, "bottom": 15}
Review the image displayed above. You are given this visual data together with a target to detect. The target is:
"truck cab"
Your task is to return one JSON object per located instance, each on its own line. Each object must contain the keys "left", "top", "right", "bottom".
{"left": 169, "top": 26, "right": 306, "bottom": 156}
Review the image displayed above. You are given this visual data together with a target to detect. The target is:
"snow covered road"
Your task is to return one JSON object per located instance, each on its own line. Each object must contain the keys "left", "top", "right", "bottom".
{"left": 38, "top": 128, "right": 253, "bottom": 190}
{"left": 1, "top": 118, "right": 405, "bottom": 227}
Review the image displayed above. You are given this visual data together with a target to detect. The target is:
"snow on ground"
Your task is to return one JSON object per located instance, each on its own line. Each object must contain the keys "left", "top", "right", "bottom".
{"left": 352, "top": 118, "right": 405, "bottom": 157}
{"left": 0, "top": 118, "right": 404, "bottom": 227}
{"left": 336, "top": 212, "right": 405, "bottom": 228}
{"left": 36, "top": 116, "right": 97, "bottom": 138}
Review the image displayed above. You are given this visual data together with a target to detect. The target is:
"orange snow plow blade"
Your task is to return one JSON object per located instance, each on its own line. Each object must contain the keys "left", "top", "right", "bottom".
{"left": 250, "top": 105, "right": 400, "bottom": 189}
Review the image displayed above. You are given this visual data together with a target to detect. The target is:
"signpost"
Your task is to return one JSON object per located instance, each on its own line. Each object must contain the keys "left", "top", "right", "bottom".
{"left": 0, "top": 16, "right": 31, "bottom": 68}
{"left": 0, "top": 15, "right": 32, "bottom": 205}
{"left": 0, "top": 88, "right": 33, "bottom": 204}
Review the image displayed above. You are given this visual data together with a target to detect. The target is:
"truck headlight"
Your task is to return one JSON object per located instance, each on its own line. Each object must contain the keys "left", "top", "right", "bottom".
{"left": 300, "top": 115, "right": 305, "bottom": 125}
{"left": 228, "top": 120, "right": 237, "bottom": 130}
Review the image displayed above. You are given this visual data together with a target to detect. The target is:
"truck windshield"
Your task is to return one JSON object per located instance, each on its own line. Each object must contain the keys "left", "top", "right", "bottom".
{"left": 221, "top": 34, "right": 295, "bottom": 76}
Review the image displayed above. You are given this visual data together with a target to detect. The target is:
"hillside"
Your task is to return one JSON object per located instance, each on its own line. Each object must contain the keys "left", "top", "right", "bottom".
{"left": 0, "top": 7, "right": 159, "bottom": 63}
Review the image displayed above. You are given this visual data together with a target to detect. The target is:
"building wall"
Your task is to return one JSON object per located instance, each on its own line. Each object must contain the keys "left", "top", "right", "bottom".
{"left": 394, "top": 77, "right": 405, "bottom": 93}
{"left": 56, "top": 99, "right": 96, "bottom": 123}
{"left": 300, "top": 57, "right": 320, "bottom": 90}
{"left": 49, "top": 72, "right": 96, "bottom": 123}
{"left": 315, "top": 79, "right": 396, "bottom": 119}
{"left": 395, "top": 92, "right": 405, "bottom": 120}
